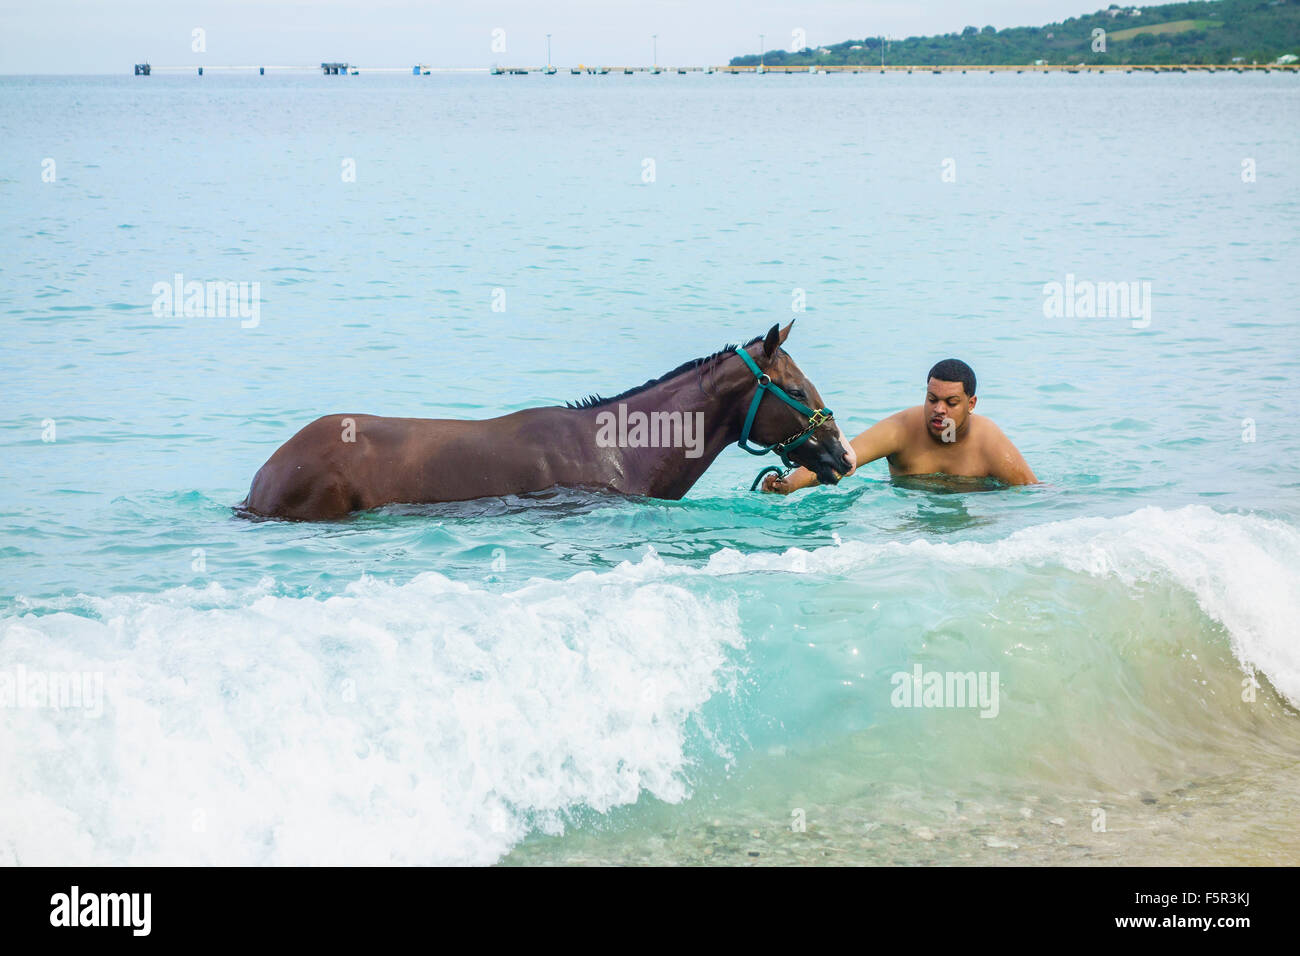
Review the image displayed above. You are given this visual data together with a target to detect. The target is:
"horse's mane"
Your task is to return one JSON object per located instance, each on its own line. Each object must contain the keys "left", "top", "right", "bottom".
{"left": 564, "top": 335, "right": 765, "bottom": 409}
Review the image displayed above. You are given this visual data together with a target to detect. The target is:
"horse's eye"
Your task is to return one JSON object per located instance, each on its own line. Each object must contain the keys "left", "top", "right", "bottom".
{"left": 787, "top": 387, "right": 806, "bottom": 400}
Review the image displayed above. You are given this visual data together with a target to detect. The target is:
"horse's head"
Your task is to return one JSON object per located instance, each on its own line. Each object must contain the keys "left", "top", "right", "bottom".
{"left": 740, "top": 321, "right": 856, "bottom": 485}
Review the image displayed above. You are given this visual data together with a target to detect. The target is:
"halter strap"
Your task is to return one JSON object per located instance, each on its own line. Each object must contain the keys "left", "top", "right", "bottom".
{"left": 734, "top": 348, "right": 834, "bottom": 488}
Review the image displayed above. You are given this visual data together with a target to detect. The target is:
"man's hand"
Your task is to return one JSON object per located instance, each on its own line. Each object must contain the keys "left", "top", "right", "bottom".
{"left": 761, "top": 472, "right": 789, "bottom": 494}
{"left": 761, "top": 467, "right": 819, "bottom": 494}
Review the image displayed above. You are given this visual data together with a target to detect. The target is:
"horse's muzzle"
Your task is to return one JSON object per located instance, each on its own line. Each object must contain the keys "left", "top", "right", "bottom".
{"left": 798, "top": 432, "right": 855, "bottom": 485}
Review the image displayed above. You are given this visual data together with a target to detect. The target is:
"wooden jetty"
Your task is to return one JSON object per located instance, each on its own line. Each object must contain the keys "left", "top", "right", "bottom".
{"left": 132, "top": 62, "right": 1300, "bottom": 76}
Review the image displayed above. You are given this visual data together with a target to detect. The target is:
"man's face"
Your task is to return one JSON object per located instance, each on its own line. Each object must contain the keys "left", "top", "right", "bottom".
{"left": 925, "top": 377, "right": 975, "bottom": 440}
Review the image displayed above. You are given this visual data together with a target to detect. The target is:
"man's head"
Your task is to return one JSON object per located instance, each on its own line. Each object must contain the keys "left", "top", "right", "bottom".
{"left": 925, "top": 359, "right": 977, "bottom": 441}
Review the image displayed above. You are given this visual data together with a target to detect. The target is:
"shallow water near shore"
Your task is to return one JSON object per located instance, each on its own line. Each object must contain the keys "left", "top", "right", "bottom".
{"left": 1, "top": 72, "right": 1298, "bottom": 865}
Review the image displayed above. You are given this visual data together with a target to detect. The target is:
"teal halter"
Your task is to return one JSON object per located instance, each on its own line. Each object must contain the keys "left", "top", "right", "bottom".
{"left": 734, "top": 348, "right": 835, "bottom": 491}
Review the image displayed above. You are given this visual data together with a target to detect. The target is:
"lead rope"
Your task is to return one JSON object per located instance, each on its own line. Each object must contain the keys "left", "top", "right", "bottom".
{"left": 750, "top": 464, "right": 789, "bottom": 492}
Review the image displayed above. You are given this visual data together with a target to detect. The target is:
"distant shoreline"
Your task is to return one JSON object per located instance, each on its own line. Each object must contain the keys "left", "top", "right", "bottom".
{"left": 730, "top": 0, "right": 1300, "bottom": 69}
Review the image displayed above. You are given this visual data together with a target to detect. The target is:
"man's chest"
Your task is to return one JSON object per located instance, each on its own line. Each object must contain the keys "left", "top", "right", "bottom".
{"left": 887, "top": 440, "right": 984, "bottom": 476}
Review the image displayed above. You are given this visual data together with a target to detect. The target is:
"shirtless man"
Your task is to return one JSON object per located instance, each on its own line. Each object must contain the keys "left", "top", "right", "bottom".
{"left": 763, "top": 358, "right": 1036, "bottom": 493}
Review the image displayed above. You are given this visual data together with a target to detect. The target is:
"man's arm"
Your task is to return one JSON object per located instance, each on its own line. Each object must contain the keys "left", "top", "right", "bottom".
{"left": 983, "top": 422, "right": 1037, "bottom": 485}
{"left": 763, "top": 414, "right": 906, "bottom": 494}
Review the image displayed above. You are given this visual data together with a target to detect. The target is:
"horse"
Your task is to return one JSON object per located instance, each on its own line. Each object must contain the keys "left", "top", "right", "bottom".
{"left": 237, "top": 321, "right": 855, "bottom": 520}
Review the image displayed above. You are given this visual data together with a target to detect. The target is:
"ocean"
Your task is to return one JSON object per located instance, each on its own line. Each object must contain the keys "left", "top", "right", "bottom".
{"left": 1, "top": 71, "right": 1297, "bottom": 865}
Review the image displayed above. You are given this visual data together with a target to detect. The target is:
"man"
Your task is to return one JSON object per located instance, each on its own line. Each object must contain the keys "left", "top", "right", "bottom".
{"left": 763, "top": 358, "right": 1036, "bottom": 493}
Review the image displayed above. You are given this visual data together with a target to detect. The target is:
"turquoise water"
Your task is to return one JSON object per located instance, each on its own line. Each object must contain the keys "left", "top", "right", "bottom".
{"left": 1, "top": 73, "right": 1298, "bottom": 865}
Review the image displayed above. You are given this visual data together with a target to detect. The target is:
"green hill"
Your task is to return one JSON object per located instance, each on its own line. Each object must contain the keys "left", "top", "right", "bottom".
{"left": 730, "top": 0, "right": 1300, "bottom": 67}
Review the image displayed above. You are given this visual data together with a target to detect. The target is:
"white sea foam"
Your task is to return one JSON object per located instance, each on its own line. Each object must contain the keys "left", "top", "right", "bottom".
{"left": 0, "top": 569, "right": 742, "bottom": 866}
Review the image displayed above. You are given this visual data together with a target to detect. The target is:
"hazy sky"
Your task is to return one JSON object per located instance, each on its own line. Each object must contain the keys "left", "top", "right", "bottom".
{"left": 1, "top": 1, "right": 1111, "bottom": 73}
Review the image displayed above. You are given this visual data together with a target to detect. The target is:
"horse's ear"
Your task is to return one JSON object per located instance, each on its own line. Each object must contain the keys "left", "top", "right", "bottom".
{"left": 761, "top": 323, "right": 781, "bottom": 359}
{"left": 761, "top": 320, "right": 794, "bottom": 360}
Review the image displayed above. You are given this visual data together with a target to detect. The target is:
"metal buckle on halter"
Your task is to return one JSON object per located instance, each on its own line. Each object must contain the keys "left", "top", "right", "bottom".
{"left": 775, "top": 407, "right": 834, "bottom": 453}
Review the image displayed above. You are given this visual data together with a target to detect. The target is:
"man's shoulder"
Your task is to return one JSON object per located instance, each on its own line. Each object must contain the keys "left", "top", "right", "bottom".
{"left": 855, "top": 407, "right": 917, "bottom": 458}
{"left": 888, "top": 406, "right": 926, "bottom": 437}
{"left": 971, "top": 415, "right": 1014, "bottom": 450}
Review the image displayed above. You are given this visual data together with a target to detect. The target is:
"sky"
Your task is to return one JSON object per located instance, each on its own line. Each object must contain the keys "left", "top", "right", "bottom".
{"left": 0, "top": 1, "right": 1123, "bottom": 73}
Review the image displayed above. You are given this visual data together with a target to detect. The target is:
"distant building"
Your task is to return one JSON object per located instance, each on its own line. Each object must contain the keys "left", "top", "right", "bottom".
{"left": 1278, "top": 53, "right": 1299, "bottom": 64}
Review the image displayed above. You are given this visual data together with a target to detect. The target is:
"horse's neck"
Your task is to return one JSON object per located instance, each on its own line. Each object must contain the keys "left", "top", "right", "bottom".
{"left": 604, "top": 357, "right": 751, "bottom": 499}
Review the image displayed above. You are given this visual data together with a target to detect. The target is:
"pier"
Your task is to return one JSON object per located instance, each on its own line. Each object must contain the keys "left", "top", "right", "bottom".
{"left": 133, "top": 62, "right": 1300, "bottom": 76}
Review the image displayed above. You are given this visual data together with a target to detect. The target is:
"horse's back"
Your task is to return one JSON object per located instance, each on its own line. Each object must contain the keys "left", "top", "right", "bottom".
{"left": 238, "top": 410, "right": 579, "bottom": 519}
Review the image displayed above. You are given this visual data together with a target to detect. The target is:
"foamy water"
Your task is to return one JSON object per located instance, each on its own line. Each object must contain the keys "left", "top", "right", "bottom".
{"left": 2, "top": 571, "right": 744, "bottom": 864}
{"left": 3, "top": 506, "right": 1297, "bottom": 864}
{"left": 704, "top": 505, "right": 1300, "bottom": 706}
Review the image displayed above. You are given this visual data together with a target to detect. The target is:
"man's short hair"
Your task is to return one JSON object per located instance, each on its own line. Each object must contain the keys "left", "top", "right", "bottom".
{"left": 927, "top": 359, "right": 976, "bottom": 397}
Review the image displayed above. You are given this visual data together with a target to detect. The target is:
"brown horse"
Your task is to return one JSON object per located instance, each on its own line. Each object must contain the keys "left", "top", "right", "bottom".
{"left": 238, "top": 321, "right": 855, "bottom": 520}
